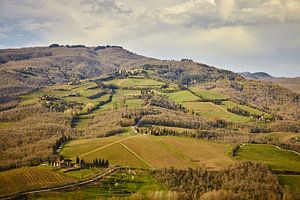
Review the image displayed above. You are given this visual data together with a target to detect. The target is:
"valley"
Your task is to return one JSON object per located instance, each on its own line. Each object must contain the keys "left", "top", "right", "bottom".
{"left": 0, "top": 46, "right": 299, "bottom": 199}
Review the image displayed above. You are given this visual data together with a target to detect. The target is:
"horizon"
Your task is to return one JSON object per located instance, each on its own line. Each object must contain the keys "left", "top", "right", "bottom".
{"left": 1, "top": 0, "right": 300, "bottom": 77}
{"left": 1, "top": 43, "right": 299, "bottom": 78}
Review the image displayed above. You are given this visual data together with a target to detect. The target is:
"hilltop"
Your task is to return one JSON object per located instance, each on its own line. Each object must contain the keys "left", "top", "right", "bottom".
{"left": 240, "top": 71, "right": 300, "bottom": 94}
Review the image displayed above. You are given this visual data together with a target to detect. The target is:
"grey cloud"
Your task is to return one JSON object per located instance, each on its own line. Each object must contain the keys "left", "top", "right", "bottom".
{"left": 81, "top": 0, "right": 131, "bottom": 15}
{"left": 157, "top": 0, "right": 300, "bottom": 28}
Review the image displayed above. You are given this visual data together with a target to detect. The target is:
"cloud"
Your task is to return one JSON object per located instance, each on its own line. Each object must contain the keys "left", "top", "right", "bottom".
{"left": 157, "top": 0, "right": 300, "bottom": 27}
{"left": 80, "top": 0, "right": 131, "bottom": 15}
{"left": 0, "top": 0, "right": 300, "bottom": 76}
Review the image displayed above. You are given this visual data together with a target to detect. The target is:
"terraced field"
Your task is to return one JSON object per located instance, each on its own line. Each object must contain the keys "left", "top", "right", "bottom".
{"left": 0, "top": 167, "right": 75, "bottom": 198}
{"left": 183, "top": 102, "right": 251, "bottom": 123}
{"left": 105, "top": 78, "right": 165, "bottom": 88}
{"left": 220, "top": 100, "right": 272, "bottom": 119}
{"left": 189, "top": 87, "right": 227, "bottom": 100}
{"left": 166, "top": 90, "right": 200, "bottom": 103}
{"left": 235, "top": 144, "right": 300, "bottom": 172}
{"left": 278, "top": 175, "right": 300, "bottom": 196}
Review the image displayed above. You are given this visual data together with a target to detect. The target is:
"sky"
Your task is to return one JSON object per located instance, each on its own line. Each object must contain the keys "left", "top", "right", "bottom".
{"left": 0, "top": 0, "right": 300, "bottom": 77}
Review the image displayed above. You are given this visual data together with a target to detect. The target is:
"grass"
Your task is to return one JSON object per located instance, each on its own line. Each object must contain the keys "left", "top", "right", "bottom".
{"left": 106, "top": 78, "right": 165, "bottom": 88}
{"left": 80, "top": 142, "right": 150, "bottom": 168}
{"left": 63, "top": 135, "right": 235, "bottom": 170}
{"left": 28, "top": 169, "right": 165, "bottom": 200}
{"left": 166, "top": 90, "right": 200, "bottom": 103}
{"left": 61, "top": 135, "right": 127, "bottom": 159}
{"left": 235, "top": 144, "right": 300, "bottom": 172}
{"left": 98, "top": 90, "right": 140, "bottom": 112}
{"left": 183, "top": 102, "right": 251, "bottom": 123}
{"left": 221, "top": 100, "right": 272, "bottom": 118}
{"left": 19, "top": 98, "right": 40, "bottom": 105}
{"left": 189, "top": 87, "right": 227, "bottom": 100}
{"left": 256, "top": 132, "right": 300, "bottom": 143}
{"left": 63, "top": 168, "right": 105, "bottom": 180}
{"left": 278, "top": 175, "right": 300, "bottom": 196}
{"left": 151, "top": 136, "right": 234, "bottom": 170}
{"left": 0, "top": 121, "right": 15, "bottom": 128}
{"left": 125, "top": 99, "right": 145, "bottom": 107}
{"left": 0, "top": 167, "right": 75, "bottom": 198}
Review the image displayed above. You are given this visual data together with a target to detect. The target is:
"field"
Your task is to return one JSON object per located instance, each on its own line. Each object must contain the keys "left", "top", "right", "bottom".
{"left": 220, "top": 100, "right": 272, "bottom": 118}
{"left": 166, "top": 90, "right": 200, "bottom": 103}
{"left": 105, "top": 78, "right": 165, "bottom": 88}
{"left": 0, "top": 167, "right": 75, "bottom": 198}
{"left": 235, "top": 144, "right": 300, "bottom": 172}
{"left": 28, "top": 169, "right": 166, "bottom": 200}
{"left": 62, "top": 135, "right": 234, "bottom": 170}
{"left": 278, "top": 175, "right": 300, "bottom": 196}
{"left": 189, "top": 87, "right": 227, "bottom": 100}
{"left": 61, "top": 135, "right": 127, "bottom": 159}
{"left": 98, "top": 89, "right": 141, "bottom": 112}
{"left": 183, "top": 102, "right": 251, "bottom": 123}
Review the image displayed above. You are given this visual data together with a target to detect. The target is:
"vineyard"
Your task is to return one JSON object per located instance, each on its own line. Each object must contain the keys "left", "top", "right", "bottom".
{"left": 0, "top": 167, "right": 75, "bottom": 198}
{"left": 62, "top": 135, "right": 234, "bottom": 170}
{"left": 80, "top": 142, "right": 150, "bottom": 168}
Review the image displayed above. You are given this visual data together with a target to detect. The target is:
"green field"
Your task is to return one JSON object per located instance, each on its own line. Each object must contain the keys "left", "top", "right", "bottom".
{"left": 166, "top": 90, "right": 200, "bottom": 103}
{"left": 80, "top": 142, "right": 150, "bottom": 168}
{"left": 221, "top": 100, "right": 272, "bottom": 118}
{"left": 61, "top": 135, "right": 127, "bottom": 159}
{"left": 28, "top": 169, "right": 165, "bottom": 200}
{"left": 278, "top": 175, "right": 300, "bottom": 196}
{"left": 98, "top": 89, "right": 140, "bottom": 112}
{"left": 106, "top": 78, "right": 165, "bottom": 88}
{"left": 62, "top": 135, "right": 234, "bottom": 170}
{"left": 0, "top": 167, "right": 75, "bottom": 198}
{"left": 235, "top": 144, "right": 300, "bottom": 172}
{"left": 189, "top": 87, "right": 227, "bottom": 100}
{"left": 125, "top": 99, "right": 145, "bottom": 107}
{"left": 183, "top": 102, "right": 251, "bottom": 123}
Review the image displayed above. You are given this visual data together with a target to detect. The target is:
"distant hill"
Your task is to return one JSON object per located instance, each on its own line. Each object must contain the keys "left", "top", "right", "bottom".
{"left": 240, "top": 72, "right": 300, "bottom": 94}
{"left": 0, "top": 44, "right": 240, "bottom": 103}
{"left": 239, "top": 72, "right": 273, "bottom": 80}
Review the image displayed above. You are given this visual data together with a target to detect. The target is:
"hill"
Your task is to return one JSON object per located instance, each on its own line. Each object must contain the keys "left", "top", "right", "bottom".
{"left": 240, "top": 72, "right": 300, "bottom": 94}
{"left": 0, "top": 45, "right": 300, "bottom": 198}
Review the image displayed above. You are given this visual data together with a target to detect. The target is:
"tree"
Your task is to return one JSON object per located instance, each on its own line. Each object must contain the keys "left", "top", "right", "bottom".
{"left": 76, "top": 156, "right": 80, "bottom": 164}
{"left": 80, "top": 159, "right": 85, "bottom": 165}
{"left": 59, "top": 155, "right": 64, "bottom": 161}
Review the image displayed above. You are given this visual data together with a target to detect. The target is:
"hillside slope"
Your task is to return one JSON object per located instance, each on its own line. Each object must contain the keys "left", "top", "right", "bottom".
{"left": 0, "top": 45, "right": 240, "bottom": 102}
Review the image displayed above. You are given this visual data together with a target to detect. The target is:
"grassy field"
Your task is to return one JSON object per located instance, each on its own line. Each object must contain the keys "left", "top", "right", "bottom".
{"left": 98, "top": 89, "right": 141, "bottom": 112}
{"left": 166, "top": 90, "right": 200, "bottom": 103}
{"left": 80, "top": 142, "right": 150, "bottom": 168}
{"left": 221, "top": 100, "right": 272, "bottom": 118}
{"left": 125, "top": 99, "right": 146, "bottom": 107}
{"left": 189, "top": 87, "right": 227, "bottom": 100}
{"left": 278, "top": 175, "right": 300, "bottom": 196}
{"left": 61, "top": 135, "right": 127, "bottom": 159}
{"left": 62, "top": 135, "right": 234, "bottom": 170}
{"left": 256, "top": 132, "right": 300, "bottom": 143}
{"left": 183, "top": 102, "right": 251, "bottom": 123}
{"left": 152, "top": 136, "right": 234, "bottom": 170}
{"left": 0, "top": 167, "right": 75, "bottom": 198}
{"left": 235, "top": 144, "right": 300, "bottom": 172}
{"left": 106, "top": 78, "right": 165, "bottom": 88}
{"left": 28, "top": 169, "right": 165, "bottom": 200}
{"left": 0, "top": 121, "right": 15, "bottom": 128}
